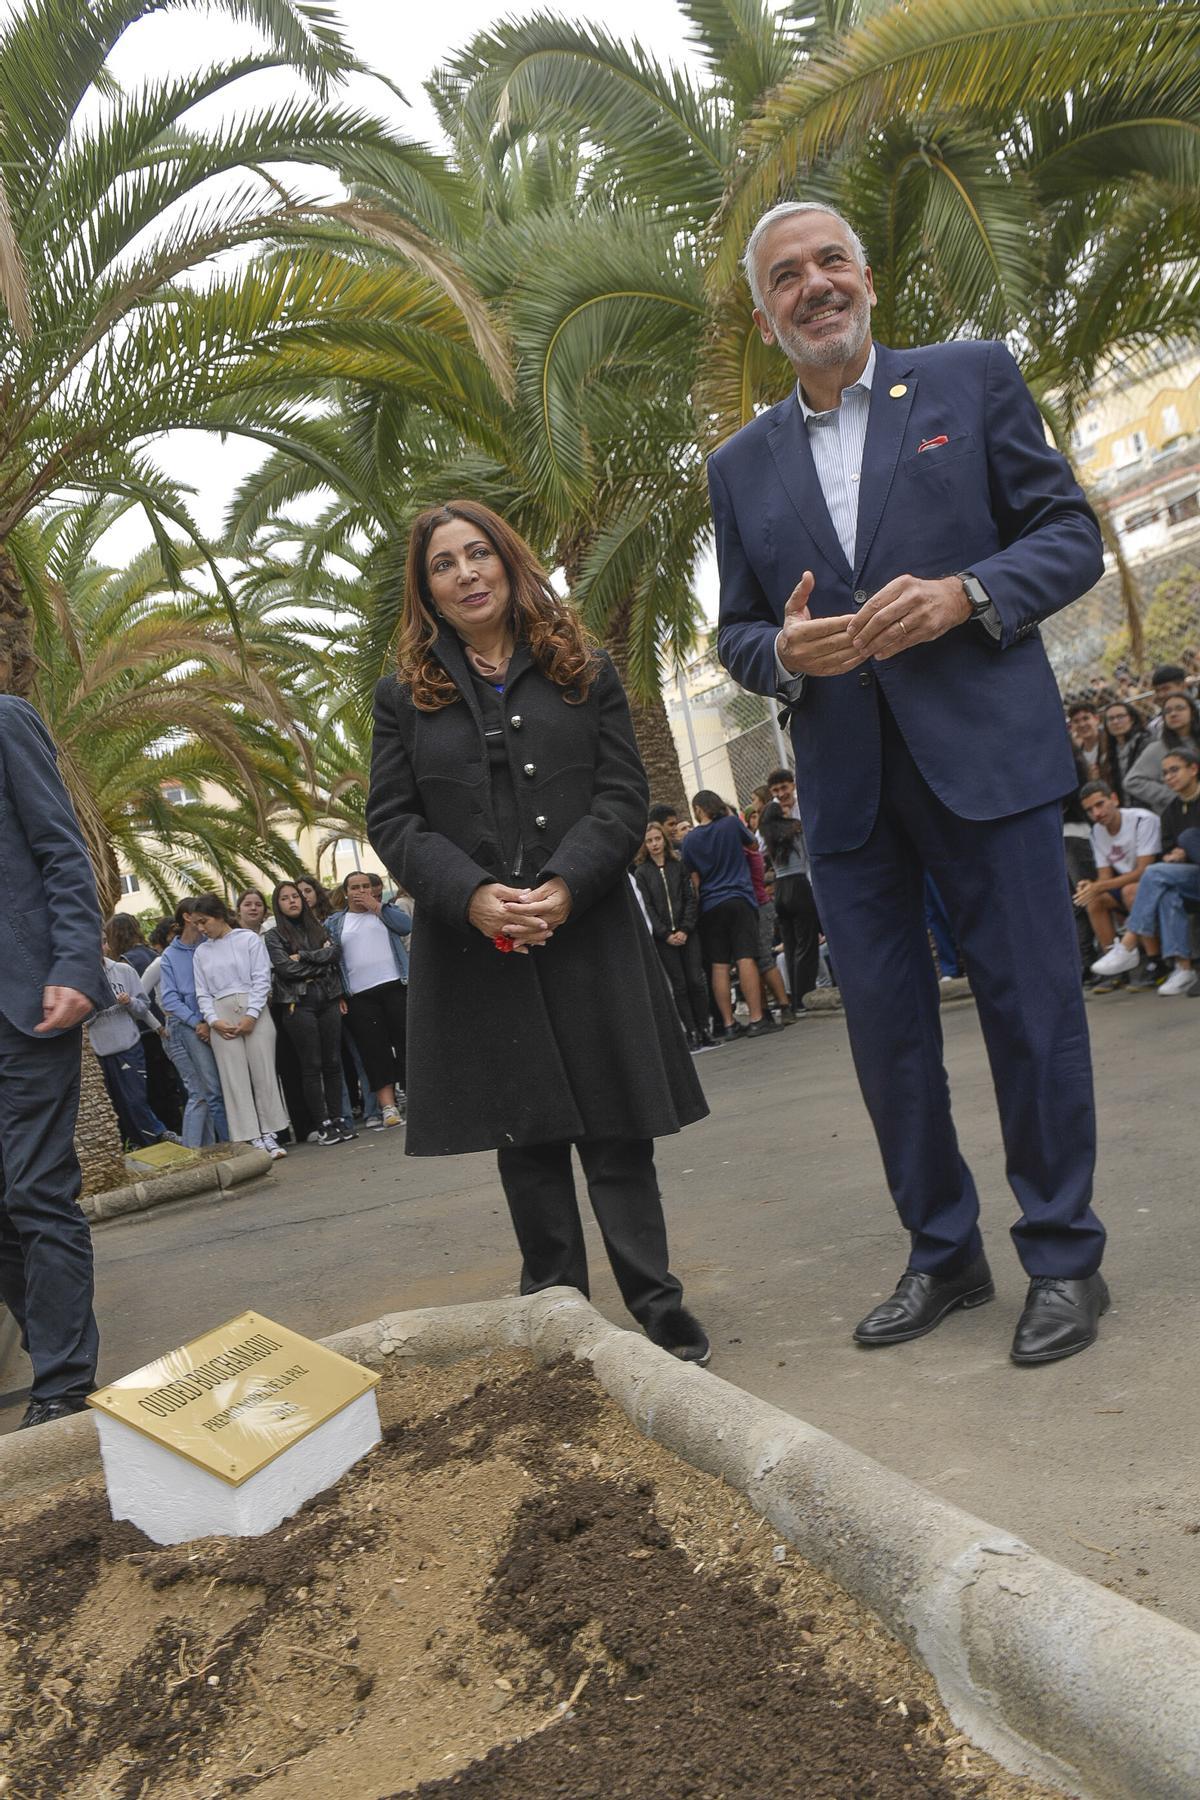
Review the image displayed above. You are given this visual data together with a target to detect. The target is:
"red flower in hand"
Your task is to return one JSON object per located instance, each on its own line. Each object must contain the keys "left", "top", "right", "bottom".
{"left": 493, "top": 933, "right": 516, "bottom": 953}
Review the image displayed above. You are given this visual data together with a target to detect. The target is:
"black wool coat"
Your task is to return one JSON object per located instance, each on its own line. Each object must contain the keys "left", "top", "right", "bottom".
{"left": 367, "top": 633, "right": 708, "bottom": 1157}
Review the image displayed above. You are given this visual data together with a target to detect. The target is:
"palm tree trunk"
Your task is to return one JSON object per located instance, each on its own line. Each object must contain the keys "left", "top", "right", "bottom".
{"left": 603, "top": 600, "right": 690, "bottom": 811}
{"left": 1070, "top": 469, "right": 1146, "bottom": 677}
{"left": 77, "top": 1038, "right": 130, "bottom": 1197}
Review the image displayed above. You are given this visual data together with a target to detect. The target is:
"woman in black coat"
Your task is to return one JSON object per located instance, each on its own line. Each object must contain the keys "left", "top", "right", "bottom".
{"left": 367, "top": 499, "right": 710, "bottom": 1361}
{"left": 264, "top": 882, "right": 355, "bottom": 1147}
{"left": 634, "top": 821, "right": 715, "bottom": 1051}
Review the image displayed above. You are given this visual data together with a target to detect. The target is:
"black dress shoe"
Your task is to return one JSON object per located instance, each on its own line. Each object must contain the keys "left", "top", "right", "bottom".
{"left": 1011, "top": 1273, "right": 1110, "bottom": 1365}
{"left": 853, "top": 1253, "right": 995, "bottom": 1346}
{"left": 647, "top": 1307, "right": 712, "bottom": 1366}
{"left": 18, "top": 1397, "right": 89, "bottom": 1430}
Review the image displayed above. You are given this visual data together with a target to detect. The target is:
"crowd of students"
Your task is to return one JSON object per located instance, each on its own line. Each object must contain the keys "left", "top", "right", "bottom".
{"left": 92, "top": 665, "right": 1197, "bottom": 1158}
{"left": 632, "top": 765, "right": 824, "bottom": 1049}
{"left": 91, "top": 872, "right": 411, "bottom": 1160}
{"left": 635, "top": 665, "right": 1200, "bottom": 1051}
{"left": 1065, "top": 664, "right": 1200, "bottom": 996}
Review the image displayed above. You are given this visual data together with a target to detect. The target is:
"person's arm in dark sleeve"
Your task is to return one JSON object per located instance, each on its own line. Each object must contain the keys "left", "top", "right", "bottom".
{"left": 538, "top": 655, "right": 649, "bottom": 920}
{"left": 0, "top": 697, "right": 110, "bottom": 1009}
{"left": 966, "top": 344, "right": 1105, "bottom": 649}
{"left": 367, "top": 677, "right": 497, "bottom": 932}
{"left": 679, "top": 867, "right": 699, "bottom": 934}
{"left": 709, "top": 455, "right": 803, "bottom": 705}
{"left": 633, "top": 866, "right": 669, "bottom": 940}
{"left": 264, "top": 927, "right": 306, "bottom": 994}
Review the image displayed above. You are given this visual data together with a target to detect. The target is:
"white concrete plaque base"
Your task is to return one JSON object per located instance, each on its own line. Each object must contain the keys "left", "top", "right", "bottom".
{"left": 94, "top": 1388, "right": 381, "bottom": 1545}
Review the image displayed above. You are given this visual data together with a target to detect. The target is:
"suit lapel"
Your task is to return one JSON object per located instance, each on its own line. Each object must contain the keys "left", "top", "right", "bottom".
{"left": 766, "top": 395, "right": 852, "bottom": 585}
{"left": 853, "top": 344, "right": 916, "bottom": 583}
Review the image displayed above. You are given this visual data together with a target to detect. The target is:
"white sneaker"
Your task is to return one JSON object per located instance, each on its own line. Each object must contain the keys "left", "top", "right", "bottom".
{"left": 1091, "top": 942, "right": 1140, "bottom": 976}
{"left": 1158, "top": 967, "right": 1198, "bottom": 996}
{"left": 381, "top": 1103, "right": 403, "bottom": 1128}
{"left": 263, "top": 1133, "right": 287, "bottom": 1159}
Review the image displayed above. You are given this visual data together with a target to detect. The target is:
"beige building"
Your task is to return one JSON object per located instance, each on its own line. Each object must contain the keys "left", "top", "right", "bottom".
{"left": 113, "top": 782, "right": 388, "bottom": 919}
{"left": 1071, "top": 345, "right": 1200, "bottom": 558}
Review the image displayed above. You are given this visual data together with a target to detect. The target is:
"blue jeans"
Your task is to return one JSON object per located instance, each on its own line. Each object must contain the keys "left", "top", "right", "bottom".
{"left": 1126, "top": 861, "right": 1200, "bottom": 960}
{"left": 166, "top": 1018, "right": 230, "bottom": 1144}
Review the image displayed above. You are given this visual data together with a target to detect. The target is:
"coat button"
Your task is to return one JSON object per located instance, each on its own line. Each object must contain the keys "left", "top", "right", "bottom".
{"left": 853, "top": 589, "right": 868, "bottom": 607}
{"left": 509, "top": 714, "right": 522, "bottom": 729}
{"left": 534, "top": 814, "right": 547, "bottom": 830}
{"left": 523, "top": 762, "right": 536, "bottom": 777}
{"left": 859, "top": 670, "right": 873, "bottom": 686}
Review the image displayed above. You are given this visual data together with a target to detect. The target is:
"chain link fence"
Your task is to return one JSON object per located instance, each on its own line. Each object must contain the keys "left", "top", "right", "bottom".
{"left": 1041, "top": 544, "right": 1200, "bottom": 706}
{"left": 671, "top": 547, "right": 1200, "bottom": 811}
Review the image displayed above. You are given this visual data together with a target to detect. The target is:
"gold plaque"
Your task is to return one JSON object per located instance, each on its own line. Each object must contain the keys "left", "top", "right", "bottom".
{"left": 889, "top": 383, "right": 908, "bottom": 397}
{"left": 88, "top": 1312, "right": 380, "bottom": 1486}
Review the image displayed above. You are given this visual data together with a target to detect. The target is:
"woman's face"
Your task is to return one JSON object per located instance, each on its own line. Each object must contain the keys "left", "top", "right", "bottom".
{"left": 297, "top": 880, "right": 318, "bottom": 911}
{"left": 425, "top": 518, "right": 512, "bottom": 641}
{"left": 1104, "top": 706, "right": 1133, "bottom": 739}
{"left": 187, "top": 912, "right": 222, "bottom": 939}
{"left": 1163, "top": 694, "right": 1193, "bottom": 734}
{"left": 1162, "top": 755, "right": 1197, "bottom": 794}
{"left": 278, "top": 885, "right": 304, "bottom": 918}
{"left": 238, "top": 892, "right": 266, "bottom": 928}
{"left": 644, "top": 824, "right": 666, "bottom": 859}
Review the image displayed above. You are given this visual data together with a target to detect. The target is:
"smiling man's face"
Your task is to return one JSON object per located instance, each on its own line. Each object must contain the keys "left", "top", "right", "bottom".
{"left": 752, "top": 210, "right": 876, "bottom": 378}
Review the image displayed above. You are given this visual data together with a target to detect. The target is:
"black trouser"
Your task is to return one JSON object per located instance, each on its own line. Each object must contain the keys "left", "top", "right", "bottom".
{"left": 496, "top": 1137, "right": 684, "bottom": 1334}
{"left": 279, "top": 995, "right": 344, "bottom": 1124}
{"left": 773, "top": 872, "right": 821, "bottom": 1005}
{"left": 1064, "top": 835, "right": 1097, "bottom": 971}
{"left": 139, "top": 1026, "right": 184, "bottom": 1133}
{"left": 0, "top": 1016, "right": 98, "bottom": 1405}
{"left": 344, "top": 979, "right": 407, "bottom": 1093}
{"left": 653, "top": 935, "right": 710, "bottom": 1038}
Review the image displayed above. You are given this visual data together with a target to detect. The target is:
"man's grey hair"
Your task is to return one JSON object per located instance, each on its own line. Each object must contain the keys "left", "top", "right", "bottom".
{"left": 743, "top": 202, "right": 868, "bottom": 312}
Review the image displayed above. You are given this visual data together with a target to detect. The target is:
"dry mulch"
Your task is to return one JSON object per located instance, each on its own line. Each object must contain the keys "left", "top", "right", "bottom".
{"left": 0, "top": 1352, "right": 1063, "bottom": 1799}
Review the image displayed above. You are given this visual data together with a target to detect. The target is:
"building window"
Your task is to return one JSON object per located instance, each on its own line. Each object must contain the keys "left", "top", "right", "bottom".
{"left": 1161, "top": 404, "right": 1181, "bottom": 439}
{"left": 161, "top": 784, "right": 191, "bottom": 806}
{"left": 1167, "top": 492, "right": 1200, "bottom": 526}
{"left": 120, "top": 873, "right": 140, "bottom": 895}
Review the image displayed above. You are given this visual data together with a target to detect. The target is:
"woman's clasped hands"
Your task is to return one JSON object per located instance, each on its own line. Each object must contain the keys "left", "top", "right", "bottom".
{"left": 468, "top": 879, "right": 573, "bottom": 953}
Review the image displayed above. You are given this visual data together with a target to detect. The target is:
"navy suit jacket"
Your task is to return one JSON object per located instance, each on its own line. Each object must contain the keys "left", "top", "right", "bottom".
{"left": 709, "top": 340, "right": 1104, "bottom": 855}
{"left": 0, "top": 695, "right": 111, "bottom": 1035}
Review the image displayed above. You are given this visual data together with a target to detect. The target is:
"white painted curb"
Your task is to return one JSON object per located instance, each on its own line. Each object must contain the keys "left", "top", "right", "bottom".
{"left": 5, "top": 1290, "right": 1197, "bottom": 1799}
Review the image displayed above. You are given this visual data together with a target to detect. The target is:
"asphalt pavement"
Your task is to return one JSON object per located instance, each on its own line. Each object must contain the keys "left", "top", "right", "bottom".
{"left": 5, "top": 989, "right": 1198, "bottom": 1635}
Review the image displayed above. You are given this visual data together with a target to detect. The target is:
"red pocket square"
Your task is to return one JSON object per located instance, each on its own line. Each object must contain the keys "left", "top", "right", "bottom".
{"left": 918, "top": 435, "right": 949, "bottom": 453}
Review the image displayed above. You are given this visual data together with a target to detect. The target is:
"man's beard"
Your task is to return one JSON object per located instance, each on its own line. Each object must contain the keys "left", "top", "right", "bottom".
{"left": 773, "top": 292, "right": 871, "bottom": 373}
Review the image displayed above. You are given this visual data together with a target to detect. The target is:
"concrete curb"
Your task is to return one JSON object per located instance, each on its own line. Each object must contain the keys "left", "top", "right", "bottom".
{"left": 82, "top": 1146, "right": 273, "bottom": 1223}
{"left": 6, "top": 1291, "right": 1197, "bottom": 1798}
{"left": 803, "top": 976, "right": 975, "bottom": 1014}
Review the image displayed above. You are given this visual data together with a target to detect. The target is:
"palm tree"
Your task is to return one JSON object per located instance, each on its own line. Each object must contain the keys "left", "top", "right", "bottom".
{"left": 454, "top": 0, "right": 1200, "bottom": 681}
{"left": 12, "top": 498, "right": 328, "bottom": 910}
{"left": 0, "top": 0, "right": 509, "bottom": 688}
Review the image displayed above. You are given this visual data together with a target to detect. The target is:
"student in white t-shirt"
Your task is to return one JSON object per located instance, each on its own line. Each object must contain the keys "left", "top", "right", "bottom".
{"left": 1074, "top": 781, "right": 1161, "bottom": 961}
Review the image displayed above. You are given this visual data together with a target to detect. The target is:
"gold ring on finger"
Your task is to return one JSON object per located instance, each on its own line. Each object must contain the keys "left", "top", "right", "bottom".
{"left": 898, "top": 619, "right": 908, "bottom": 636}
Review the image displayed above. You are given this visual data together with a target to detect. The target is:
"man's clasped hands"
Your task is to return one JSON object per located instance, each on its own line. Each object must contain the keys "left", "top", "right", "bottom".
{"left": 777, "top": 569, "right": 974, "bottom": 676}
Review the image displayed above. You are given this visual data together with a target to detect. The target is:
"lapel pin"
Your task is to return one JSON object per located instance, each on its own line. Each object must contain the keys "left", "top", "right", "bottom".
{"left": 889, "top": 383, "right": 908, "bottom": 398}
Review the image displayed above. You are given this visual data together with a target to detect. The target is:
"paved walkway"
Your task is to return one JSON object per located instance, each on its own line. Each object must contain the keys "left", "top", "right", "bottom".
{"left": 5, "top": 991, "right": 1198, "bottom": 1633}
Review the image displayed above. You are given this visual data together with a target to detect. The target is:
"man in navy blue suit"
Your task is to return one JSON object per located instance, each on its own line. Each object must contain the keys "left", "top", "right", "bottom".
{"left": 0, "top": 691, "right": 110, "bottom": 1426}
{"left": 709, "top": 202, "right": 1109, "bottom": 1365}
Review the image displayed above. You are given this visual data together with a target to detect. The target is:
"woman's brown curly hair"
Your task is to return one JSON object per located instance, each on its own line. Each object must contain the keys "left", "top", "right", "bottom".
{"left": 398, "top": 500, "right": 598, "bottom": 710}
